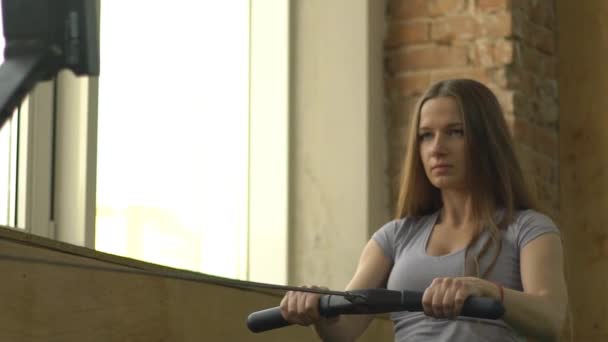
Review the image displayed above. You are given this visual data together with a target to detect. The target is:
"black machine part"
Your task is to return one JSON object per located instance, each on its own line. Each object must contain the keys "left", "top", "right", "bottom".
{"left": 247, "top": 288, "right": 505, "bottom": 333}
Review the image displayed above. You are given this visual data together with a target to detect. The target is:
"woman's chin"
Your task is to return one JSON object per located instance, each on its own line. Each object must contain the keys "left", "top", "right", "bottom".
{"left": 431, "top": 178, "right": 463, "bottom": 190}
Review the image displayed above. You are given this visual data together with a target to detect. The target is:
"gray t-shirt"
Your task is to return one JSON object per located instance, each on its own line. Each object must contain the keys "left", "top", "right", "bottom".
{"left": 372, "top": 209, "right": 559, "bottom": 342}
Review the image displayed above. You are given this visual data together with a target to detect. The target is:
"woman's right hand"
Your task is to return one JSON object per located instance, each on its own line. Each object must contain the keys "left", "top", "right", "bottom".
{"left": 279, "top": 285, "right": 325, "bottom": 326}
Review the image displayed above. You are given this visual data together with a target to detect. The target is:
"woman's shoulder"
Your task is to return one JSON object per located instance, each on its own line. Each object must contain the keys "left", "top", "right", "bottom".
{"left": 372, "top": 212, "right": 437, "bottom": 260}
{"left": 505, "top": 209, "right": 560, "bottom": 248}
{"left": 386, "top": 211, "right": 438, "bottom": 231}
{"left": 375, "top": 212, "right": 437, "bottom": 241}
{"left": 511, "top": 209, "right": 557, "bottom": 228}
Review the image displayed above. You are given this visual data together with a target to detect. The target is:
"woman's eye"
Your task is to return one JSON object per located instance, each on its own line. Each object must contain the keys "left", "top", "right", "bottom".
{"left": 418, "top": 132, "right": 433, "bottom": 141}
{"left": 449, "top": 129, "right": 464, "bottom": 137}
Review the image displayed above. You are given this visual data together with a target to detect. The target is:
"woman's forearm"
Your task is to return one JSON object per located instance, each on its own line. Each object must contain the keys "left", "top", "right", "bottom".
{"left": 497, "top": 286, "right": 566, "bottom": 341}
{"left": 312, "top": 315, "right": 373, "bottom": 342}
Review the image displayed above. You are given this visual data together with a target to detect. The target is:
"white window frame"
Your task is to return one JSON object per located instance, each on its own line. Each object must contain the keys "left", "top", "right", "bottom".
{"left": 49, "top": 0, "right": 290, "bottom": 283}
{"left": 248, "top": 0, "right": 290, "bottom": 284}
{"left": 0, "top": 81, "right": 55, "bottom": 238}
{"left": 0, "top": 2, "right": 99, "bottom": 245}
{"left": 52, "top": 71, "right": 98, "bottom": 248}
{"left": 16, "top": 81, "right": 56, "bottom": 238}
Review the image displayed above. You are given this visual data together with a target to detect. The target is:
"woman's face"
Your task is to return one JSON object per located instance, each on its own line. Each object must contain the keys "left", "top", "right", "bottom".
{"left": 418, "top": 96, "right": 467, "bottom": 191}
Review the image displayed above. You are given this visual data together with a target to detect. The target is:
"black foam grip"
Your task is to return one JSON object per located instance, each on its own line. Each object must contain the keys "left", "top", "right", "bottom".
{"left": 246, "top": 292, "right": 505, "bottom": 333}
{"left": 461, "top": 296, "right": 505, "bottom": 319}
{"left": 400, "top": 290, "right": 505, "bottom": 319}
{"left": 246, "top": 307, "right": 290, "bottom": 333}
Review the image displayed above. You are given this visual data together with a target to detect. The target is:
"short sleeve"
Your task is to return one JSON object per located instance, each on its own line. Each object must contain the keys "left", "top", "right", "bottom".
{"left": 515, "top": 210, "right": 561, "bottom": 250}
{"left": 372, "top": 220, "right": 399, "bottom": 262}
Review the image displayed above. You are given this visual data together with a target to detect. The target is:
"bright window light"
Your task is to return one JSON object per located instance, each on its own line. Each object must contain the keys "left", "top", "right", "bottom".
{"left": 96, "top": 1, "right": 250, "bottom": 279}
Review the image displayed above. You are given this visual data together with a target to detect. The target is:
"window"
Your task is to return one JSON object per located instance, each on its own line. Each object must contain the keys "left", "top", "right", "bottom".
{"left": 0, "top": 6, "right": 16, "bottom": 227}
{"left": 0, "top": 5, "right": 83, "bottom": 239}
{"left": 95, "top": 1, "right": 289, "bottom": 283}
{"left": 0, "top": 7, "right": 27, "bottom": 230}
{"left": 0, "top": 108, "right": 19, "bottom": 227}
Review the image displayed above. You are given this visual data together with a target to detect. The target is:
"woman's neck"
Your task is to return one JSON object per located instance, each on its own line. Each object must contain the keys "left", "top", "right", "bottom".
{"left": 439, "top": 190, "right": 474, "bottom": 228}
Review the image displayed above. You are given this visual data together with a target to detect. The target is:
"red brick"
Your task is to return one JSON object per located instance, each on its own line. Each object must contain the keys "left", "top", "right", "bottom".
{"left": 506, "top": 68, "right": 537, "bottom": 96}
{"left": 532, "top": 152, "right": 558, "bottom": 184}
{"left": 513, "top": 90, "right": 537, "bottom": 117}
{"left": 510, "top": 8, "right": 526, "bottom": 38}
{"left": 519, "top": 46, "right": 544, "bottom": 75}
{"left": 391, "top": 0, "right": 431, "bottom": 20}
{"left": 536, "top": 179, "right": 559, "bottom": 212}
{"left": 513, "top": 143, "right": 533, "bottom": 168}
{"left": 428, "top": 0, "right": 466, "bottom": 16}
{"left": 431, "top": 16, "right": 479, "bottom": 42}
{"left": 390, "top": 46, "right": 469, "bottom": 72}
{"left": 514, "top": 17, "right": 532, "bottom": 45}
{"left": 385, "top": 21, "right": 430, "bottom": 48}
{"left": 391, "top": 73, "right": 432, "bottom": 98}
{"left": 385, "top": 0, "right": 560, "bottom": 218}
{"left": 494, "top": 89, "right": 516, "bottom": 113}
{"left": 430, "top": 67, "right": 492, "bottom": 84}
{"left": 476, "top": 0, "right": 530, "bottom": 12}
{"left": 534, "top": 126, "right": 559, "bottom": 160}
{"left": 538, "top": 79, "right": 558, "bottom": 100}
{"left": 476, "top": 0, "right": 510, "bottom": 12}
{"left": 529, "top": 0, "right": 556, "bottom": 29}
{"left": 535, "top": 99, "right": 559, "bottom": 126}
{"left": 509, "top": 0, "right": 530, "bottom": 13}
{"left": 472, "top": 39, "right": 495, "bottom": 67}
{"left": 541, "top": 56, "right": 557, "bottom": 79}
{"left": 471, "top": 39, "right": 513, "bottom": 67}
{"left": 529, "top": 24, "right": 556, "bottom": 54}
{"left": 506, "top": 115, "right": 558, "bottom": 160}
{"left": 510, "top": 144, "right": 558, "bottom": 213}
{"left": 480, "top": 12, "right": 513, "bottom": 38}
{"left": 488, "top": 67, "right": 508, "bottom": 88}
{"left": 516, "top": 19, "right": 555, "bottom": 55}
{"left": 494, "top": 39, "right": 514, "bottom": 64}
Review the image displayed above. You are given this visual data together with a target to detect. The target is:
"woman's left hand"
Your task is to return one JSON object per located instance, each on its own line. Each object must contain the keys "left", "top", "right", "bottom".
{"left": 421, "top": 277, "right": 498, "bottom": 319}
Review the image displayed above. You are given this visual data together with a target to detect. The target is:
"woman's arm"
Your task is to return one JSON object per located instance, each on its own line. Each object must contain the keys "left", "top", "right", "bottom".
{"left": 280, "top": 238, "right": 392, "bottom": 342}
{"left": 499, "top": 233, "right": 568, "bottom": 341}
{"left": 312, "top": 239, "right": 392, "bottom": 341}
{"left": 422, "top": 233, "right": 568, "bottom": 342}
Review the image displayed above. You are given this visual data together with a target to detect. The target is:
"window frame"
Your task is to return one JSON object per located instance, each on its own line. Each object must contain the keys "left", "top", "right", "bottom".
{"left": 50, "top": 0, "right": 290, "bottom": 283}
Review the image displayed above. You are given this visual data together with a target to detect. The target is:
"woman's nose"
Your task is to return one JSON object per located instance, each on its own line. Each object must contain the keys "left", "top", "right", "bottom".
{"left": 430, "top": 133, "right": 447, "bottom": 154}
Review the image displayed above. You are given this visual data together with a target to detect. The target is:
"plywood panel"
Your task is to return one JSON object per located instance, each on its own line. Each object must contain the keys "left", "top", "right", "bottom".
{"left": 0, "top": 228, "right": 393, "bottom": 341}
{"left": 557, "top": 0, "right": 608, "bottom": 339}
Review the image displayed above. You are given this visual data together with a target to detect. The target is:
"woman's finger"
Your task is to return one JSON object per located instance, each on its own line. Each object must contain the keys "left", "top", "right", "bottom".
{"left": 422, "top": 285, "right": 435, "bottom": 316}
{"left": 305, "top": 286, "right": 322, "bottom": 322}
{"left": 431, "top": 278, "right": 446, "bottom": 318}
{"left": 294, "top": 289, "right": 311, "bottom": 325}
{"left": 279, "top": 291, "right": 291, "bottom": 320}
{"left": 453, "top": 286, "right": 468, "bottom": 318}
{"left": 287, "top": 291, "right": 301, "bottom": 323}
{"left": 441, "top": 282, "right": 456, "bottom": 318}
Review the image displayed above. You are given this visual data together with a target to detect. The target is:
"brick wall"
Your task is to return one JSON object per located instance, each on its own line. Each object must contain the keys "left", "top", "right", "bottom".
{"left": 384, "top": 0, "right": 559, "bottom": 218}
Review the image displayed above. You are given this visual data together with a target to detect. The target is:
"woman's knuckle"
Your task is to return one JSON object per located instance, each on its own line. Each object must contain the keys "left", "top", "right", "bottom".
{"left": 304, "top": 304, "right": 316, "bottom": 315}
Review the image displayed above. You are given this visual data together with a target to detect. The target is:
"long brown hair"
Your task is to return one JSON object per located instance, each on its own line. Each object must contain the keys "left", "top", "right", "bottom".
{"left": 395, "top": 79, "right": 537, "bottom": 277}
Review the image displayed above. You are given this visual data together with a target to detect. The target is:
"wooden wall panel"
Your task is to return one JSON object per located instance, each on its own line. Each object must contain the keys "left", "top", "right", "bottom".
{"left": 557, "top": 0, "right": 608, "bottom": 339}
{"left": 0, "top": 228, "right": 393, "bottom": 341}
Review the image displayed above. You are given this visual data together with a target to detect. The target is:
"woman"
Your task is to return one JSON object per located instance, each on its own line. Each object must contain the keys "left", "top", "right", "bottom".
{"left": 280, "top": 79, "right": 568, "bottom": 341}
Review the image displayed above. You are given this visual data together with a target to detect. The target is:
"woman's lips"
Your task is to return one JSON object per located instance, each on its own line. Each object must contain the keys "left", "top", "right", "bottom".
{"left": 431, "top": 165, "right": 452, "bottom": 173}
